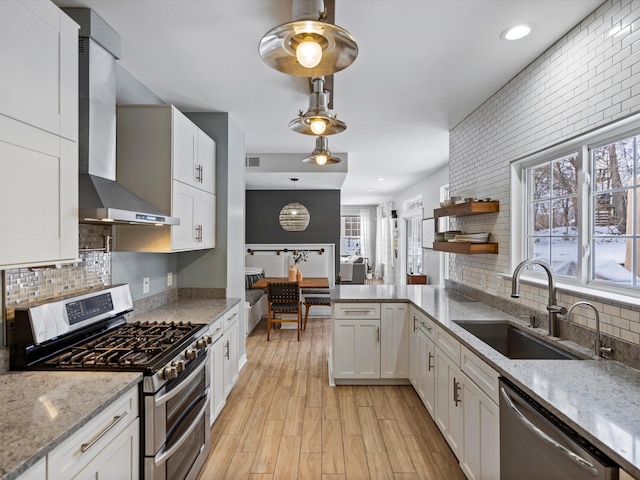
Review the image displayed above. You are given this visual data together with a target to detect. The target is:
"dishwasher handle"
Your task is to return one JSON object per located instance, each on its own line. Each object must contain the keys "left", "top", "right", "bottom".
{"left": 500, "top": 387, "right": 599, "bottom": 477}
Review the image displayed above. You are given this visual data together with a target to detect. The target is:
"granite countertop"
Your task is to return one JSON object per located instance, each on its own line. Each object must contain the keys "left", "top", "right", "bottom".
{"left": 334, "top": 284, "right": 640, "bottom": 478}
{"left": 129, "top": 297, "right": 241, "bottom": 325}
{"left": 0, "top": 371, "right": 141, "bottom": 480}
{"left": 0, "top": 297, "right": 241, "bottom": 480}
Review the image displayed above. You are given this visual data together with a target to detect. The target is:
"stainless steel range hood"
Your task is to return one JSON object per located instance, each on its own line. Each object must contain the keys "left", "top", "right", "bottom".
{"left": 64, "top": 8, "right": 179, "bottom": 226}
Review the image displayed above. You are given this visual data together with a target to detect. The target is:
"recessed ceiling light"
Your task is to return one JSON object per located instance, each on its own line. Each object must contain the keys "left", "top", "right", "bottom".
{"left": 377, "top": 177, "right": 384, "bottom": 181}
{"left": 501, "top": 23, "right": 533, "bottom": 41}
{"left": 367, "top": 188, "right": 374, "bottom": 192}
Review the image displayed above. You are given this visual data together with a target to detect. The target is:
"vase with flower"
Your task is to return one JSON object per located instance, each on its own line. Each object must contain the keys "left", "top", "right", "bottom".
{"left": 290, "top": 250, "right": 308, "bottom": 282}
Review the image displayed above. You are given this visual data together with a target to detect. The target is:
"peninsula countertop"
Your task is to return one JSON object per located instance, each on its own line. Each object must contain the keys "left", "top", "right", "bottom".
{"left": 333, "top": 284, "right": 640, "bottom": 478}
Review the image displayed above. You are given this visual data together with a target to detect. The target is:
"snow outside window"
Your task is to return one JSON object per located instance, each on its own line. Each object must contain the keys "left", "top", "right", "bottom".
{"left": 518, "top": 121, "right": 640, "bottom": 293}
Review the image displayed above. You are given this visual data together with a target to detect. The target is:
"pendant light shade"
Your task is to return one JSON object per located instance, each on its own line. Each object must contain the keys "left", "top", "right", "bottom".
{"left": 258, "top": 0, "right": 358, "bottom": 77}
{"left": 279, "top": 178, "right": 310, "bottom": 231}
{"left": 289, "top": 77, "right": 347, "bottom": 136}
{"left": 302, "top": 136, "right": 341, "bottom": 165}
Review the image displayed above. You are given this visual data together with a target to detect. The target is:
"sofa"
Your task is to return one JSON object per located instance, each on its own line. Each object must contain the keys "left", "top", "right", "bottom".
{"left": 339, "top": 255, "right": 366, "bottom": 284}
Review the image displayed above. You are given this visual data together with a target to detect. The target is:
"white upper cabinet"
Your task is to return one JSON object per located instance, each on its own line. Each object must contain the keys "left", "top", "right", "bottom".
{"left": 0, "top": 0, "right": 78, "bottom": 269}
{"left": 0, "top": 0, "right": 78, "bottom": 141}
{"left": 115, "top": 105, "right": 216, "bottom": 252}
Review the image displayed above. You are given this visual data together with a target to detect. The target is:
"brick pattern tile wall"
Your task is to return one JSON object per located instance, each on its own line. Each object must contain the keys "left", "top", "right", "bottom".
{"left": 448, "top": 0, "right": 640, "bottom": 348}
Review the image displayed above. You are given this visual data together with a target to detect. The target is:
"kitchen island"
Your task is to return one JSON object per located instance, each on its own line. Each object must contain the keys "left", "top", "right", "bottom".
{"left": 332, "top": 284, "right": 640, "bottom": 478}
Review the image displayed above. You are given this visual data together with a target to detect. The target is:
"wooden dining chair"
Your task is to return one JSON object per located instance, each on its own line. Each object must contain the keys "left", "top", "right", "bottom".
{"left": 267, "top": 281, "right": 302, "bottom": 341}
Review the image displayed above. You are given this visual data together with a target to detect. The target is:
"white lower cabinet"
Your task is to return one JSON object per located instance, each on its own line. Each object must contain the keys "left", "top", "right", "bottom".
{"left": 48, "top": 385, "right": 139, "bottom": 480}
{"left": 435, "top": 344, "right": 464, "bottom": 458}
{"left": 460, "top": 373, "right": 500, "bottom": 480}
{"left": 333, "top": 319, "right": 381, "bottom": 379}
{"left": 380, "top": 303, "right": 409, "bottom": 378}
{"left": 209, "top": 305, "right": 240, "bottom": 425}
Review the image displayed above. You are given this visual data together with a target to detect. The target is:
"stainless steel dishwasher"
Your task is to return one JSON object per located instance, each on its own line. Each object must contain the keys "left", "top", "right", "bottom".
{"left": 499, "top": 378, "right": 619, "bottom": 480}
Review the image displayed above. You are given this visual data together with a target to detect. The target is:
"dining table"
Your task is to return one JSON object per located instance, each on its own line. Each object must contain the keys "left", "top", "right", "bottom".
{"left": 250, "top": 277, "right": 330, "bottom": 290}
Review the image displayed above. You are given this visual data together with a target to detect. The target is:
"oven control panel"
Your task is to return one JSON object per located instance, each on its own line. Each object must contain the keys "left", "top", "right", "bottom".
{"left": 66, "top": 293, "right": 114, "bottom": 325}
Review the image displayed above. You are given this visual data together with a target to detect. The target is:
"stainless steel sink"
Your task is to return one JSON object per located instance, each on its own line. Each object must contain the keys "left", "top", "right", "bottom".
{"left": 454, "top": 321, "right": 581, "bottom": 360}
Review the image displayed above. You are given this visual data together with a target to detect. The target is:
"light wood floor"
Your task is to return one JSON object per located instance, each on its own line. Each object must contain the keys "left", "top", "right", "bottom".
{"left": 198, "top": 316, "right": 466, "bottom": 480}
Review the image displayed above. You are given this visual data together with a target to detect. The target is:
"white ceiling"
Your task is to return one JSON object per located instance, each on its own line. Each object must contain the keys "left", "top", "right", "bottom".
{"left": 53, "top": 0, "right": 602, "bottom": 205}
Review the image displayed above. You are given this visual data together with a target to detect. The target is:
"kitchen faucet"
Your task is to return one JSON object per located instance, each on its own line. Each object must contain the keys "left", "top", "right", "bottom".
{"left": 511, "top": 259, "right": 567, "bottom": 337}
{"left": 566, "top": 301, "right": 612, "bottom": 358}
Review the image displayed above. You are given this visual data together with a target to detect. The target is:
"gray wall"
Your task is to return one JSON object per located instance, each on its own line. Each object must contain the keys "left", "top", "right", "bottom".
{"left": 246, "top": 190, "right": 341, "bottom": 276}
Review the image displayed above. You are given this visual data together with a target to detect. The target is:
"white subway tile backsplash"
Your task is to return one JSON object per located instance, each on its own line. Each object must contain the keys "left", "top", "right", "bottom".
{"left": 447, "top": 0, "right": 640, "bottom": 353}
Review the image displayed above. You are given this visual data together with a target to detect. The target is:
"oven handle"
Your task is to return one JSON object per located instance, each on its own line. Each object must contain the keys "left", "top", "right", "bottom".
{"left": 155, "top": 352, "right": 208, "bottom": 408}
{"left": 153, "top": 387, "right": 210, "bottom": 467}
{"left": 500, "top": 387, "right": 598, "bottom": 476}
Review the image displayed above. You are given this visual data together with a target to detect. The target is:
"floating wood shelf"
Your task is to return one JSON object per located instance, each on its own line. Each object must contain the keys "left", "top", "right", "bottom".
{"left": 432, "top": 241, "right": 499, "bottom": 254}
{"left": 434, "top": 200, "right": 499, "bottom": 218}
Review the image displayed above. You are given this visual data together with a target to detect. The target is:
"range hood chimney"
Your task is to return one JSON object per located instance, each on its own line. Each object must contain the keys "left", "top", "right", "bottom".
{"left": 63, "top": 8, "right": 179, "bottom": 226}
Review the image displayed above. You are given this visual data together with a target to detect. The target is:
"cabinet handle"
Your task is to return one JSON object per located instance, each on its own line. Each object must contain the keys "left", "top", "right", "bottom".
{"left": 453, "top": 378, "right": 461, "bottom": 407}
{"left": 196, "top": 164, "right": 204, "bottom": 182}
{"left": 225, "top": 339, "right": 230, "bottom": 359}
{"left": 344, "top": 309, "right": 372, "bottom": 314}
{"left": 413, "top": 315, "right": 417, "bottom": 332}
{"left": 80, "top": 410, "right": 129, "bottom": 453}
{"left": 427, "top": 352, "right": 434, "bottom": 371}
{"left": 377, "top": 327, "right": 380, "bottom": 343}
{"left": 195, "top": 225, "right": 203, "bottom": 242}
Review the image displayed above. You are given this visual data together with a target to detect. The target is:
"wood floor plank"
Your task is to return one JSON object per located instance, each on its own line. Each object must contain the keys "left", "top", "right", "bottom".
{"left": 342, "top": 434, "right": 369, "bottom": 480}
{"left": 299, "top": 452, "right": 322, "bottom": 479}
{"left": 353, "top": 385, "right": 373, "bottom": 407}
{"left": 379, "top": 419, "right": 416, "bottom": 473}
{"left": 306, "top": 371, "right": 324, "bottom": 407}
{"left": 366, "top": 451, "right": 395, "bottom": 480}
{"left": 198, "top": 434, "right": 240, "bottom": 479}
{"left": 224, "top": 395, "right": 256, "bottom": 435}
{"left": 277, "top": 360, "right": 296, "bottom": 387}
{"left": 402, "top": 434, "right": 443, "bottom": 480}
{"left": 292, "top": 367, "right": 309, "bottom": 397}
{"left": 369, "top": 386, "right": 396, "bottom": 420}
{"left": 398, "top": 385, "right": 422, "bottom": 408}
{"left": 254, "top": 375, "right": 279, "bottom": 407}
{"left": 384, "top": 387, "right": 421, "bottom": 437}
{"left": 283, "top": 395, "right": 306, "bottom": 436}
{"left": 243, "top": 369, "right": 267, "bottom": 398}
{"left": 273, "top": 435, "right": 301, "bottom": 480}
{"left": 267, "top": 385, "right": 292, "bottom": 421}
{"left": 237, "top": 405, "right": 269, "bottom": 452}
{"left": 251, "top": 419, "right": 284, "bottom": 474}
{"left": 322, "top": 419, "right": 346, "bottom": 475}
{"left": 301, "top": 406, "right": 322, "bottom": 453}
{"left": 337, "top": 386, "right": 362, "bottom": 436}
{"left": 394, "top": 474, "right": 420, "bottom": 480}
{"left": 323, "top": 385, "right": 341, "bottom": 420}
{"left": 224, "top": 451, "right": 255, "bottom": 480}
{"left": 357, "top": 406, "right": 387, "bottom": 454}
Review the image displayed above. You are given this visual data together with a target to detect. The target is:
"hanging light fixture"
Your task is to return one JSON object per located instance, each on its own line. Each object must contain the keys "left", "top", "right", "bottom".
{"left": 302, "top": 136, "right": 341, "bottom": 165}
{"left": 279, "top": 178, "right": 310, "bottom": 231}
{"left": 258, "top": 0, "right": 358, "bottom": 77}
{"left": 289, "top": 77, "right": 346, "bottom": 136}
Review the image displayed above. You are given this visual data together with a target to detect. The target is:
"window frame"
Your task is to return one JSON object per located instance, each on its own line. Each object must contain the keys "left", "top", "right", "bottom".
{"left": 511, "top": 112, "right": 640, "bottom": 298}
{"left": 340, "top": 215, "right": 362, "bottom": 256}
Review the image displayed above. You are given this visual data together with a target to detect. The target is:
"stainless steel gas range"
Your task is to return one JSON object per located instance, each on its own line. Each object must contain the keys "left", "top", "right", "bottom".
{"left": 8, "top": 284, "right": 212, "bottom": 480}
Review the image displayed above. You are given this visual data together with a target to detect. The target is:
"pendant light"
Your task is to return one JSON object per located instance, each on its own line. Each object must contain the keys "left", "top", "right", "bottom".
{"left": 279, "top": 178, "right": 310, "bottom": 231}
{"left": 302, "top": 136, "right": 341, "bottom": 165}
{"left": 289, "top": 77, "right": 346, "bottom": 136}
{"left": 258, "top": 0, "right": 358, "bottom": 77}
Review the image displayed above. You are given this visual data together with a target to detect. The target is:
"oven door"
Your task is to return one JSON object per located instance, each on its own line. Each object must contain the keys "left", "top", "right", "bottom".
{"left": 145, "top": 352, "right": 210, "bottom": 480}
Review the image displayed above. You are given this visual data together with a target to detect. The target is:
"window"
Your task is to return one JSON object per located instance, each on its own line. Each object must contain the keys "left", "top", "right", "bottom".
{"left": 341, "top": 215, "right": 361, "bottom": 255}
{"left": 406, "top": 216, "right": 422, "bottom": 274}
{"left": 517, "top": 117, "right": 640, "bottom": 293}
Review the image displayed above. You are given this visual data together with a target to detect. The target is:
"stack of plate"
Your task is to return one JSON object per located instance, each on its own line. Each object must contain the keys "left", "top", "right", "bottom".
{"left": 450, "top": 232, "right": 490, "bottom": 243}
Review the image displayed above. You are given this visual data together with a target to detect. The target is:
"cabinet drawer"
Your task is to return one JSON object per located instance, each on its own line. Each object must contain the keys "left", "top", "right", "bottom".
{"left": 48, "top": 385, "right": 139, "bottom": 479}
{"left": 224, "top": 305, "right": 240, "bottom": 330}
{"left": 416, "top": 312, "right": 436, "bottom": 340}
{"left": 435, "top": 326, "right": 460, "bottom": 366}
{"left": 333, "top": 303, "right": 380, "bottom": 319}
{"left": 461, "top": 345, "right": 499, "bottom": 404}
